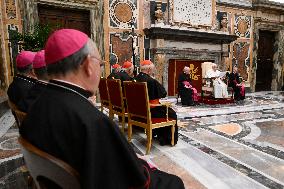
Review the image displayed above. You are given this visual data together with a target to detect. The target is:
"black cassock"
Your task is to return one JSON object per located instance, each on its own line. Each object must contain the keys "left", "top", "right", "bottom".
{"left": 107, "top": 72, "right": 120, "bottom": 79}
{"left": 177, "top": 72, "right": 194, "bottom": 106}
{"left": 17, "top": 80, "right": 47, "bottom": 112}
{"left": 20, "top": 80, "right": 184, "bottom": 189}
{"left": 228, "top": 72, "right": 245, "bottom": 101}
{"left": 7, "top": 74, "right": 37, "bottom": 108}
{"left": 117, "top": 71, "right": 133, "bottom": 82}
{"left": 134, "top": 73, "right": 179, "bottom": 145}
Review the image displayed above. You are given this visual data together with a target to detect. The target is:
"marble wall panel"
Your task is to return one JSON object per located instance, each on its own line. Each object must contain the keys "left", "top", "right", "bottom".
{"left": 109, "top": 0, "right": 138, "bottom": 29}
{"left": 110, "top": 34, "right": 133, "bottom": 65}
{"left": 143, "top": 0, "right": 151, "bottom": 28}
{"left": 1, "top": 0, "right": 22, "bottom": 88}
{"left": 233, "top": 42, "right": 250, "bottom": 81}
{"left": 0, "top": 5, "right": 6, "bottom": 89}
{"left": 234, "top": 15, "right": 251, "bottom": 38}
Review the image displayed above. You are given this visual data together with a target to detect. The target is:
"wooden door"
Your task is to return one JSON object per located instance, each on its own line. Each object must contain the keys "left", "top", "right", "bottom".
{"left": 256, "top": 31, "right": 275, "bottom": 91}
{"left": 38, "top": 4, "right": 91, "bottom": 36}
{"left": 168, "top": 59, "right": 204, "bottom": 96}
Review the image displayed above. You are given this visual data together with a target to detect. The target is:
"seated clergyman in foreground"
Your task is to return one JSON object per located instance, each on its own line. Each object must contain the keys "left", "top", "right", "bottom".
{"left": 7, "top": 51, "right": 37, "bottom": 109}
{"left": 205, "top": 63, "right": 228, "bottom": 98}
{"left": 134, "top": 60, "right": 179, "bottom": 146}
{"left": 20, "top": 29, "right": 184, "bottom": 189}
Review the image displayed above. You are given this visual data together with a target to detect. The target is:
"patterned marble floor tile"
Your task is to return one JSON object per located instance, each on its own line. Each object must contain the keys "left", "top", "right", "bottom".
{"left": 255, "top": 120, "right": 284, "bottom": 148}
{"left": 182, "top": 129, "right": 284, "bottom": 185}
{"left": 150, "top": 155, "right": 207, "bottom": 189}
{"left": 0, "top": 111, "right": 15, "bottom": 138}
{"left": 131, "top": 133, "right": 268, "bottom": 189}
{"left": 209, "top": 123, "right": 242, "bottom": 136}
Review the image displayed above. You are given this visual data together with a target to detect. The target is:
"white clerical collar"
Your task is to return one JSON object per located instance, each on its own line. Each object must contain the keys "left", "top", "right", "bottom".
{"left": 52, "top": 79, "right": 87, "bottom": 91}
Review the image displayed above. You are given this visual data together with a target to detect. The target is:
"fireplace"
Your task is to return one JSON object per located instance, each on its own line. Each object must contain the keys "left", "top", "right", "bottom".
{"left": 144, "top": 26, "right": 237, "bottom": 95}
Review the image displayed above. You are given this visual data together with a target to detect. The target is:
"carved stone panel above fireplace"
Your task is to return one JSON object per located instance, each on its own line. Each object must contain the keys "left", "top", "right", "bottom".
{"left": 171, "top": 0, "right": 214, "bottom": 26}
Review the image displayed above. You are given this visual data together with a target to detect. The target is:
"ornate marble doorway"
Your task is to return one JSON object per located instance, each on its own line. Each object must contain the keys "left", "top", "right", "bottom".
{"left": 256, "top": 30, "right": 276, "bottom": 91}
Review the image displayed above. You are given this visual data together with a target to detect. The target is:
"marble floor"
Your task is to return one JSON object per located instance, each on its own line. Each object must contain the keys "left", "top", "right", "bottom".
{"left": 0, "top": 91, "right": 284, "bottom": 188}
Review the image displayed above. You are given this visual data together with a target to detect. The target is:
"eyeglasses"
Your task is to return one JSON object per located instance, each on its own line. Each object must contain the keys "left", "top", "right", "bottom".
{"left": 90, "top": 56, "right": 104, "bottom": 67}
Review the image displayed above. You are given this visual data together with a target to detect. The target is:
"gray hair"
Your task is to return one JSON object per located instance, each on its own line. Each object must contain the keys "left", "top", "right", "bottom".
{"left": 17, "top": 64, "right": 33, "bottom": 74}
{"left": 47, "top": 39, "right": 93, "bottom": 76}
{"left": 122, "top": 65, "right": 134, "bottom": 72}
{"left": 140, "top": 63, "right": 154, "bottom": 72}
{"left": 34, "top": 67, "right": 48, "bottom": 81}
{"left": 113, "top": 67, "right": 121, "bottom": 73}
{"left": 183, "top": 66, "right": 190, "bottom": 72}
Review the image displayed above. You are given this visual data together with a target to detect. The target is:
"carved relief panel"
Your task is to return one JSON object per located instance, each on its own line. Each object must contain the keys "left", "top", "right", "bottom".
{"left": 171, "top": 0, "right": 213, "bottom": 26}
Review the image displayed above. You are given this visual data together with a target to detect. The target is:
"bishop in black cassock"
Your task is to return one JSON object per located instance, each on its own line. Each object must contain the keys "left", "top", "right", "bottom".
{"left": 7, "top": 51, "right": 37, "bottom": 110}
{"left": 18, "top": 50, "right": 48, "bottom": 112}
{"left": 20, "top": 29, "right": 184, "bottom": 189}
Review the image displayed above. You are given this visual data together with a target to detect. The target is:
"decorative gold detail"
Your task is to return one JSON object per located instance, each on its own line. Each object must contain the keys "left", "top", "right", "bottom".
{"left": 189, "top": 64, "right": 200, "bottom": 80}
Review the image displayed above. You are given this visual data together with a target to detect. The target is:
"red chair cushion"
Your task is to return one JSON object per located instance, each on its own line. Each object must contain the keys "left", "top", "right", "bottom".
{"left": 151, "top": 117, "right": 175, "bottom": 124}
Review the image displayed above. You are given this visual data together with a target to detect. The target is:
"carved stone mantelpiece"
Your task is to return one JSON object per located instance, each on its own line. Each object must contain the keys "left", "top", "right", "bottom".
{"left": 144, "top": 27, "right": 238, "bottom": 44}
{"left": 169, "top": 0, "right": 214, "bottom": 27}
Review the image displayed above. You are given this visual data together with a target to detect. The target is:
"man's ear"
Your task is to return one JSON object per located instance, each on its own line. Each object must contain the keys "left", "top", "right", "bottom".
{"left": 82, "top": 55, "right": 92, "bottom": 77}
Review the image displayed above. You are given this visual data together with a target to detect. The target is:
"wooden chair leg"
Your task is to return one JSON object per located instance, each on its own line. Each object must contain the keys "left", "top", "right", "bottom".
{"left": 146, "top": 129, "right": 152, "bottom": 155}
{"left": 171, "top": 125, "right": 175, "bottom": 146}
{"left": 121, "top": 115, "right": 125, "bottom": 133}
{"left": 128, "top": 123, "right": 132, "bottom": 142}
{"left": 109, "top": 108, "right": 114, "bottom": 120}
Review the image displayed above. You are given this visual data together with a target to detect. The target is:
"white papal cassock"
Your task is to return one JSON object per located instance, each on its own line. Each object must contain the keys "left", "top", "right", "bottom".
{"left": 205, "top": 69, "right": 228, "bottom": 98}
